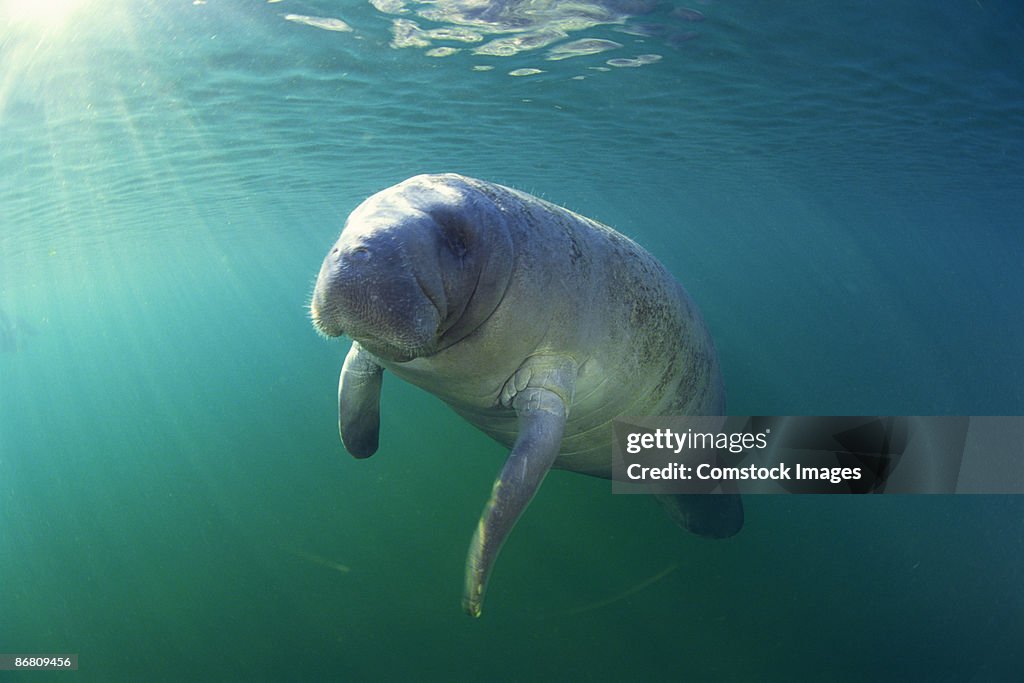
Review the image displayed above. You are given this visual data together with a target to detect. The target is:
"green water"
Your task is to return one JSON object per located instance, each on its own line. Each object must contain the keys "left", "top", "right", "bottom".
{"left": 1, "top": 1, "right": 1022, "bottom": 680}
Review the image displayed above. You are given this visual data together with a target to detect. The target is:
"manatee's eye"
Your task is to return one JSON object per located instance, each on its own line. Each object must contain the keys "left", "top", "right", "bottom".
{"left": 351, "top": 246, "right": 370, "bottom": 261}
{"left": 441, "top": 221, "right": 468, "bottom": 258}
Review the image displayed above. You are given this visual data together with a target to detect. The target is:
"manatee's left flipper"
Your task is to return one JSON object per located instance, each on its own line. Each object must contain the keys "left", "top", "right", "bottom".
{"left": 338, "top": 342, "right": 384, "bottom": 459}
{"left": 462, "top": 386, "right": 568, "bottom": 618}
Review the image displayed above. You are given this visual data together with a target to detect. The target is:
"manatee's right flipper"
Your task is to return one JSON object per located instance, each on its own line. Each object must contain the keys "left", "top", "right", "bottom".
{"left": 338, "top": 342, "right": 384, "bottom": 458}
{"left": 462, "top": 386, "right": 568, "bottom": 618}
{"left": 655, "top": 493, "right": 744, "bottom": 539}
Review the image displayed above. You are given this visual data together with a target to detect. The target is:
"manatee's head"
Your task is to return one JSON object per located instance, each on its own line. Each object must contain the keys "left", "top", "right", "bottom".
{"left": 311, "top": 174, "right": 514, "bottom": 362}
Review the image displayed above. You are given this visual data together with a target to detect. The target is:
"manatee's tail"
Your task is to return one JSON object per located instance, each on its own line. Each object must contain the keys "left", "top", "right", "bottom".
{"left": 655, "top": 493, "right": 744, "bottom": 539}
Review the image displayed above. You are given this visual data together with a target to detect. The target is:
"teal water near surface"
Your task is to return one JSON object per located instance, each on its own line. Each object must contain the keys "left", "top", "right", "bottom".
{"left": 2, "top": 1, "right": 1023, "bottom": 680}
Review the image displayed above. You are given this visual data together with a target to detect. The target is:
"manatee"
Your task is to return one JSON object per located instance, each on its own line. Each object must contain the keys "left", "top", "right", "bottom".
{"left": 310, "top": 173, "right": 742, "bottom": 617}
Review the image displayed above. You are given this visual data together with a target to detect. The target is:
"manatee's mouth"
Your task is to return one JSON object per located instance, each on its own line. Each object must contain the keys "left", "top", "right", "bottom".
{"left": 354, "top": 337, "right": 435, "bottom": 363}
{"left": 310, "top": 289, "right": 438, "bottom": 363}
{"left": 309, "top": 292, "right": 344, "bottom": 338}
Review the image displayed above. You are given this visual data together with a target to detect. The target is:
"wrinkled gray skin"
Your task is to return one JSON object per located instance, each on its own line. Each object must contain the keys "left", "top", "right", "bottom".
{"left": 311, "top": 173, "right": 741, "bottom": 617}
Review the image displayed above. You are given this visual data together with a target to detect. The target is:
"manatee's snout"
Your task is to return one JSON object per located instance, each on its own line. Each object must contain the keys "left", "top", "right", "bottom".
{"left": 310, "top": 244, "right": 356, "bottom": 338}
{"left": 311, "top": 227, "right": 443, "bottom": 362}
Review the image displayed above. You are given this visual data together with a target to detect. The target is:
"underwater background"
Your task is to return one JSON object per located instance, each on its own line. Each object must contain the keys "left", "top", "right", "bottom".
{"left": 1, "top": 0, "right": 1022, "bottom": 680}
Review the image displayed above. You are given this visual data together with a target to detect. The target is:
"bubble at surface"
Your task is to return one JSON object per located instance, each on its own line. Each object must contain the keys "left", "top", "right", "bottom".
{"left": 472, "top": 65, "right": 495, "bottom": 71}
{"left": 283, "top": 14, "right": 353, "bottom": 32}
{"left": 369, "top": 0, "right": 406, "bottom": 12}
{"left": 474, "top": 29, "right": 568, "bottom": 57}
{"left": 508, "top": 68, "right": 545, "bottom": 77}
{"left": 605, "top": 53, "right": 661, "bottom": 67}
{"left": 545, "top": 38, "right": 623, "bottom": 61}
{"left": 616, "top": 23, "right": 667, "bottom": 37}
{"left": 425, "top": 27, "right": 484, "bottom": 43}
{"left": 425, "top": 47, "right": 460, "bottom": 57}
{"left": 390, "top": 18, "right": 431, "bottom": 48}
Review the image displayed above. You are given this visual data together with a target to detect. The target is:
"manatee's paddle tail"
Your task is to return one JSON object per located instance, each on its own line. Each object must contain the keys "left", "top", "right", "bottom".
{"left": 655, "top": 492, "right": 744, "bottom": 539}
{"left": 338, "top": 342, "right": 384, "bottom": 458}
{"left": 463, "top": 387, "right": 566, "bottom": 617}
